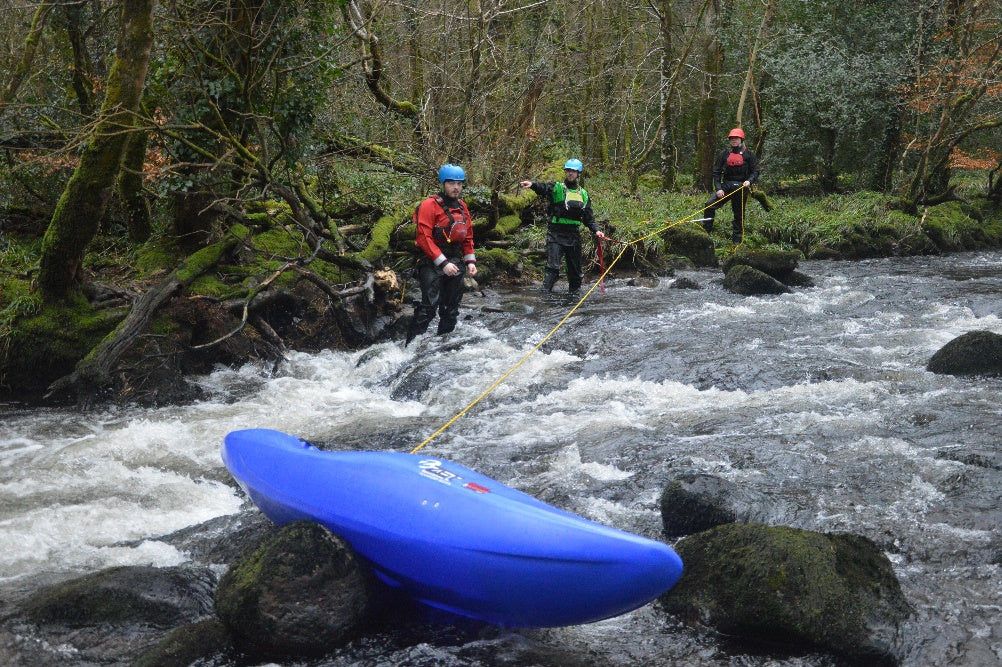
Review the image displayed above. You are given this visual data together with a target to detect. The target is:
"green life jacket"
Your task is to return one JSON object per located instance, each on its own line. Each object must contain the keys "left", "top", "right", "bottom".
{"left": 551, "top": 181, "right": 589, "bottom": 225}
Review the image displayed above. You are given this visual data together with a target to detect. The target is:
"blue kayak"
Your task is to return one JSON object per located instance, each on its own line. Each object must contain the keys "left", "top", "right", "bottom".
{"left": 222, "top": 428, "right": 683, "bottom": 628}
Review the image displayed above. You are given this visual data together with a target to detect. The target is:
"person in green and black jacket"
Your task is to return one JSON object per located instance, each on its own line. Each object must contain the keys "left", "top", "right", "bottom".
{"left": 520, "top": 159, "right": 607, "bottom": 293}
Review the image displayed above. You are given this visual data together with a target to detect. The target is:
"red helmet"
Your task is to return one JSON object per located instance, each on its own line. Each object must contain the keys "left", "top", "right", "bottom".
{"left": 728, "top": 128, "right": 745, "bottom": 139}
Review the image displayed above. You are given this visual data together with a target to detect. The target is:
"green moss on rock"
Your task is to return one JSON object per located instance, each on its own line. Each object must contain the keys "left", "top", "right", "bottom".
{"left": 661, "top": 523, "right": 911, "bottom": 662}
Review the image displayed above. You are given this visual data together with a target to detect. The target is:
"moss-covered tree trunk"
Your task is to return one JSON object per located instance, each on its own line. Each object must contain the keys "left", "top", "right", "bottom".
{"left": 37, "top": 0, "right": 156, "bottom": 301}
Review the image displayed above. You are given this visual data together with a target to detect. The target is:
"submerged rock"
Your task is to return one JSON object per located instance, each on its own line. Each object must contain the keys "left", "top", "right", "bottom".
{"left": 23, "top": 565, "right": 215, "bottom": 628}
{"left": 660, "top": 474, "right": 800, "bottom": 537}
{"left": 669, "top": 276, "right": 701, "bottom": 290}
{"left": 661, "top": 523, "right": 911, "bottom": 664}
{"left": 927, "top": 330, "right": 1002, "bottom": 376}
{"left": 214, "top": 521, "right": 378, "bottom": 659}
{"left": 134, "top": 617, "right": 233, "bottom": 667}
{"left": 11, "top": 565, "right": 216, "bottom": 665}
{"left": 660, "top": 475, "right": 737, "bottom": 536}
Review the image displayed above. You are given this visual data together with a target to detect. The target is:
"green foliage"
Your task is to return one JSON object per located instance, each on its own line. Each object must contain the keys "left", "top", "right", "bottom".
{"left": 761, "top": 3, "right": 908, "bottom": 189}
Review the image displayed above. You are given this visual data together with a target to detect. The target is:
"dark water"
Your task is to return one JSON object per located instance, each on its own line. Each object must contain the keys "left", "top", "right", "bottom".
{"left": 2, "top": 252, "right": 1000, "bottom": 665}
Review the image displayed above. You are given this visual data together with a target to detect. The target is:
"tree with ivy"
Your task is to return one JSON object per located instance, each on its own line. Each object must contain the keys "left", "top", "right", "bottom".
{"left": 37, "top": 0, "right": 156, "bottom": 301}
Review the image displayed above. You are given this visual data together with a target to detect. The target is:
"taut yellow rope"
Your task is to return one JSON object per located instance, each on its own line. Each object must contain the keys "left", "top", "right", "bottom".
{"left": 410, "top": 188, "right": 747, "bottom": 454}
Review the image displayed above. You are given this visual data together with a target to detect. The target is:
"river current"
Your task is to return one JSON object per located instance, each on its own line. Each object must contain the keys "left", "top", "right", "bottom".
{"left": 1, "top": 252, "right": 1000, "bottom": 666}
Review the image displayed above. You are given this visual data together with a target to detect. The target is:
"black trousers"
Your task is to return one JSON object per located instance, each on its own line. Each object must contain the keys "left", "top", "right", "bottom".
{"left": 544, "top": 224, "right": 584, "bottom": 291}
{"left": 407, "top": 261, "right": 465, "bottom": 342}
{"left": 703, "top": 182, "right": 749, "bottom": 242}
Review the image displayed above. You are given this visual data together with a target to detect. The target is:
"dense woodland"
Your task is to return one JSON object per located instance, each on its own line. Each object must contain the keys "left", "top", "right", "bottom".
{"left": 0, "top": 0, "right": 1000, "bottom": 404}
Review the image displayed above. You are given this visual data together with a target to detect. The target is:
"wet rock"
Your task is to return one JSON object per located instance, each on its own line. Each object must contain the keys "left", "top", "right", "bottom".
{"left": 660, "top": 475, "right": 737, "bottom": 536}
{"left": 661, "top": 523, "right": 912, "bottom": 664}
{"left": 808, "top": 245, "right": 842, "bottom": 260}
{"left": 23, "top": 565, "right": 215, "bottom": 628}
{"left": 11, "top": 565, "right": 217, "bottom": 665}
{"left": 214, "top": 520, "right": 378, "bottom": 659}
{"left": 926, "top": 330, "right": 1002, "bottom": 376}
{"left": 935, "top": 449, "right": 1002, "bottom": 472}
{"left": 158, "top": 511, "right": 274, "bottom": 567}
{"left": 134, "top": 617, "right": 233, "bottom": 667}
{"left": 669, "top": 276, "right": 701, "bottom": 289}
{"left": 626, "top": 276, "right": 660, "bottom": 288}
{"left": 722, "top": 264, "right": 791, "bottom": 295}
{"left": 660, "top": 474, "right": 790, "bottom": 537}
{"left": 783, "top": 270, "right": 816, "bottom": 288}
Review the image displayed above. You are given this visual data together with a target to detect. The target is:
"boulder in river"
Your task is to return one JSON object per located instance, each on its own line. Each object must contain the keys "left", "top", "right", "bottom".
{"left": 722, "top": 264, "right": 791, "bottom": 295}
{"left": 722, "top": 248, "right": 801, "bottom": 282}
{"left": 926, "top": 330, "right": 1002, "bottom": 376}
{"left": 11, "top": 564, "right": 216, "bottom": 664}
{"left": 660, "top": 523, "right": 911, "bottom": 664}
{"left": 213, "top": 520, "right": 379, "bottom": 659}
{"left": 660, "top": 473, "right": 803, "bottom": 537}
{"left": 660, "top": 475, "right": 738, "bottom": 536}
{"left": 662, "top": 223, "right": 718, "bottom": 268}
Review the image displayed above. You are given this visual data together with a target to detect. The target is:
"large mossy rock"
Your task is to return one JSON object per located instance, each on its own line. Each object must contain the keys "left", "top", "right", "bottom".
{"left": 722, "top": 264, "right": 791, "bottom": 295}
{"left": 661, "top": 223, "right": 718, "bottom": 268}
{"left": 722, "top": 248, "right": 801, "bottom": 282}
{"left": 214, "top": 521, "right": 377, "bottom": 659}
{"left": 661, "top": 523, "right": 911, "bottom": 664}
{"left": 927, "top": 330, "right": 1002, "bottom": 376}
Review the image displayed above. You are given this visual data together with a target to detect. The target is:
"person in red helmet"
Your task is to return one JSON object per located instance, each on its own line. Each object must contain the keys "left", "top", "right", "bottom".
{"left": 703, "top": 128, "right": 759, "bottom": 244}
{"left": 406, "top": 164, "right": 477, "bottom": 345}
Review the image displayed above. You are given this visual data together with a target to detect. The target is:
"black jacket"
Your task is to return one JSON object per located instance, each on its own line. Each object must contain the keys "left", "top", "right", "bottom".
{"left": 712, "top": 147, "right": 759, "bottom": 190}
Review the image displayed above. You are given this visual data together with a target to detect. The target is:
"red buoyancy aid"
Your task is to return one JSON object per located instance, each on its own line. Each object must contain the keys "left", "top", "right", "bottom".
{"left": 415, "top": 194, "right": 475, "bottom": 263}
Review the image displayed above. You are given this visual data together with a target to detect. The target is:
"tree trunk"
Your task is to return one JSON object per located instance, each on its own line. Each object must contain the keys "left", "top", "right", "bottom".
{"left": 46, "top": 224, "right": 251, "bottom": 402}
{"left": 0, "top": 2, "right": 54, "bottom": 119}
{"left": 119, "top": 121, "right": 151, "bottom": 242}
{"left": 38, "top": 0, "right": 156, "bottom": 301}
{"left": 63, "top": 0, "right": 97, "bottom": 117}
{"left": 695, "top": 1, "right": 722, "bottom": 191}
{"left": 735, "top": 0, "right": 773, "bottom": 129}
{"left": 658, "top": 0, "right": 676, "bottom": 190}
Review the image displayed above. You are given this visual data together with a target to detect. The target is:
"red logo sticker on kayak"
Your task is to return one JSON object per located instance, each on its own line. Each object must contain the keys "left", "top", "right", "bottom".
{"left": 464, "top": 482, "right": 490, "bottom": 494}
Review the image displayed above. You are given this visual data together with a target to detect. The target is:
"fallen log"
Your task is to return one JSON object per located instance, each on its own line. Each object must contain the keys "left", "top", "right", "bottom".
{"left": 45, "top": 225, "right": 252, "bottom": 404}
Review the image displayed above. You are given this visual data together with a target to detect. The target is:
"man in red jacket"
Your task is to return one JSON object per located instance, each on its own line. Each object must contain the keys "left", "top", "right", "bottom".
{"left": 406, "top": 163, "right": 478, "bottom": 345}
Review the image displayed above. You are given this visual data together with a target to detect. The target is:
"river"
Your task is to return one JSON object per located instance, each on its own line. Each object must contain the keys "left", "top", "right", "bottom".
{"left": 1, "top": 252, "right": 1000, "bottom": 666}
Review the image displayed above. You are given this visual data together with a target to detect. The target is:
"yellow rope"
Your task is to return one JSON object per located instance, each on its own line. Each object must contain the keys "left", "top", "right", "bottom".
{"left": 409, "top": 188, "right": 747, "bottom": 455}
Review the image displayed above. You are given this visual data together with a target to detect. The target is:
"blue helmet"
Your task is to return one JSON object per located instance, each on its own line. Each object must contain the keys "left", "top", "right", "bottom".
{"left": 438, "top": 163, "right": 466, "bottom": 183}
{"left": 564, "top": 158, "right": 583, "bottom": 172}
